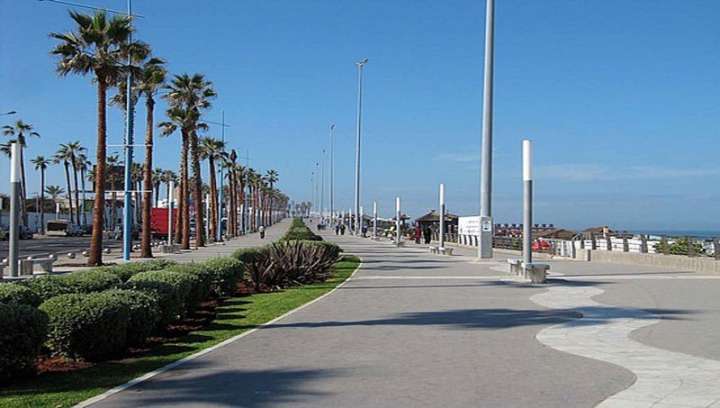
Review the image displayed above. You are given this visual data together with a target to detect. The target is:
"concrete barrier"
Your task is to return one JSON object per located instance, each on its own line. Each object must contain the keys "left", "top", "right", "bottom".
{"left": 583, "top": 250, "right": 720, "bottom": 274}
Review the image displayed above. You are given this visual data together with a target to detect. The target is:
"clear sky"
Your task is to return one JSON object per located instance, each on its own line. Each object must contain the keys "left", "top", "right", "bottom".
{"left": 1, "top": 0, "right": 719, "bottom": 231}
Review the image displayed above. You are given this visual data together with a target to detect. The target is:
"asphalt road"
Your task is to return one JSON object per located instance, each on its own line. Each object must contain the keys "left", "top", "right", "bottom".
{"left": 0, "top": 235, "right": 130, "bottom": 259}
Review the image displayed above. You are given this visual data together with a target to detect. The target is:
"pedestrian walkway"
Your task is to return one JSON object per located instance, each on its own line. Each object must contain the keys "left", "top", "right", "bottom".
{"left": 88, "top": 227, "right": 720, "bottom": 408}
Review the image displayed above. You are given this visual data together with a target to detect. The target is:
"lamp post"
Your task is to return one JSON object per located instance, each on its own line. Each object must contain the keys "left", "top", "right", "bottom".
{"left": 329, "top": 124, "right": 335, "bottom": 225}
{"left": 354, "top": 58, "right": 368, "bottom": 235}
{"left": 8, "top": 142, "right": 21, "bottom": 277}
{"left": 121, "top": 0, "right": 135, "bottom": 261}
{"left": 167, "top": 180, "right": 174, "bottom": 245}
{"left": 522, "top": 140, "right": 533, "bottom": 267}
{"left": 439, "top": 183, "right": 446, "bottom": 250}
{"left": 478, "top": 0, "right": 495, "bottom": 259}
{"left": 206, "top": 113, "right": 230, "bottom": 242}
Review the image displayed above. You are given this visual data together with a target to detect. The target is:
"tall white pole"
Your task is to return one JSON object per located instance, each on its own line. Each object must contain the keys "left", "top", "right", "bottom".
{"left": 359, "top": 206, "right": 364, "bottom": 236}
{"left": 205, "top": 193, "right": 210, "bottom": 240}
{"left": 122, "top": 0, "right": 135, "bottom": 261}
{"left": 373, "top": 201, "right": 377, "bottom": 238}
{"left": 8, "top": 142, "right": 21, "bottom": 277}
{"left": 320, "top": 151, "right": 325, "bottom": 222}
{"left": 439, "top": 183, "right": 446, "bottom": 250}
{"left": 354, "top": 58, "right": 368, "bottom": 236}
{"left": 478, "top": 0, "right": 495, "bottom": 259}
{"left": 522, "top": 140, "right": 533, "bottom": 266}
{"left": 395, "top": 197, "right": 401, "bottom": 246}
{"left": 168, "top": 180, "right": 174, "bottom": 245}
{"left": 330, "top": 124, "right": 335, "bottom": 225}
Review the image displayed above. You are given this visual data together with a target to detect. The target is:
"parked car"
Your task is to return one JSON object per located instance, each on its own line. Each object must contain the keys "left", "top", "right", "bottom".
{"left": 46, "top": 220, "right": 83, "bottom": 237}
{"left": 19, "top": 225, "right": 34, "bottom": 239}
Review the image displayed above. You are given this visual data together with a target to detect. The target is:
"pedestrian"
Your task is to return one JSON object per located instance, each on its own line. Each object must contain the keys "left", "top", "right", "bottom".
{"left": 335, "top": 224, "right": 340, "bottom": 235}
{"left": 340, "top": 224, "right": 346, "bottom": 235}
{"left": 423, "top": 226, "right": 432, "bottom": 244}
{"left": 259, "top": 225, "right": 265, "bottom": 239}
{"left": 362, "top": 225, "right": 368, "bottom": 237}
{"left": 414, "top": 224, "right": 422, "bottom": 244}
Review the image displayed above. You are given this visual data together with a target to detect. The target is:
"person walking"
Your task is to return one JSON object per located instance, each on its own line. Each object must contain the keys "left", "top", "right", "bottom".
{"left": 340, "top": 224, "right": 346, "bottom": 235}
{"left": 335, "top": 224, "right": 340, "bottom": 235}
{"left": 414, "top": 224, "right": 422, "bottom": 244}
{"left": 423, "top": 225, "right": 432, "bottom": 245}
{"left": 259, "top": 225, "right": 266, "bottom": 239}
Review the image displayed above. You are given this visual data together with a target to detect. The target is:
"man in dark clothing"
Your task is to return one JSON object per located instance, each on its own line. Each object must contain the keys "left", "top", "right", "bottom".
{"left": 423, "top": 226, "right": 432, "bottom": 244}
{"left": 335, "top": 224, "right": 340, "bottom": 235}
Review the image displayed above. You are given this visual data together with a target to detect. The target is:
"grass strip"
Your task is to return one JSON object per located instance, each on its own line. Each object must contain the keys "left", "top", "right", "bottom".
{"left": 0, "top": 256, "right": 360, "bottom": 408}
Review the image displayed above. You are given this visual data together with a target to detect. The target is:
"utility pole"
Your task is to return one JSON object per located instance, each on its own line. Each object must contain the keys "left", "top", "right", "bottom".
{"left": 330, "top": 124, "right": 335, "bottom": 225}
{"left": 478, "top": 0, "right": 495, "bottom": 259}
{"left": 354, "top": 58, "right": 368, "bottom": 235}
{"left": 522, "top": 140, "right": 533, "bottom": 266}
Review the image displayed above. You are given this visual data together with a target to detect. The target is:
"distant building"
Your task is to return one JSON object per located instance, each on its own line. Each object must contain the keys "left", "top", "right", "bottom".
{"left": 415, "top": 210, "right": 459, "bottom": 233}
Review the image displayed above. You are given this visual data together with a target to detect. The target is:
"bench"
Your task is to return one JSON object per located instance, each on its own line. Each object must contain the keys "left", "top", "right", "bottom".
{"left": 524, "top": 263, "right": 550, "bottom": 283}
{"left": 507, "top": 259, "right": 523, "bottom": 275}
{"left": 438, "top": 247, "right": 453, "bottom": 256}
{"left": 21, "top": 255, "right": 57, "bottom": 275}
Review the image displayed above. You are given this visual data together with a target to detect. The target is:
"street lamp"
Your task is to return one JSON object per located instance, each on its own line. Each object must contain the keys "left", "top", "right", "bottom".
{"left": 354, "top": 58, "right": 368, "bottom": 235}
{"left": 207, "top": 113, "right": 230, "bottom": 242}
{"left": 329, "top": 124, "right": 335, "bottom": 225}
{"left": 478, "top": 0, "right": 495, "bottom": 258}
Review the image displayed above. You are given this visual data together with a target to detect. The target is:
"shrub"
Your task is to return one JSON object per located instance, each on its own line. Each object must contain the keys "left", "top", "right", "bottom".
{"left": 299, "top": 240, "right": 343, "bottom": 260}
{"left": 202, "top": 257, "right": 243, "bottom": 297}
{"left": 0, "top": 283, "right": 42, "bottom": 306}
{"left": 282, "top": 218, "right": 322, "bottom": 241}
{"left": 40, "top": 293, "right": 129, "bottom": 361}
{"left": 59, "top": 269, "right": 122, "bottom": 293}
{"left": 20, "top": 275, "right": 73, "bottom": 302}
{"left": 233, "top": 246, "right": 270, "bottom": 264}
{"left": 165, "top": 263, "right": 212, "bottom": 306}
{"left": 103, "top": 259, "right": 177, "bottom": 282}
{"left": 125, "top": 270, "right": 193, "bottom": 327}
{"left": 0, "top": 303, "right": 48, "bottom": 380}
{"left": 268, "top": 241, "right": 339, "bottom": 286}
{"left": 103, "top": 289, "right": 161, "bottom": 346}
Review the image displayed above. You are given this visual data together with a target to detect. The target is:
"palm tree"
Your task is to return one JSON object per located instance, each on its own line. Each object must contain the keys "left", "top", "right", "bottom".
{"left": 76, "top": 153, "right": 91, "bottom": 226}
{"left": 31, "top": 156, "right": 51, "bottom": 234}
{"left": 160, "top": 73, "right": 216, "bottom": 249}
{"left": 265, "top": 170, "right": 279, "bottom": 225}
{"left": 106, "top": 154, "right": 121, "bottom": 230}
{"left": 199, "top": 136, "right": 225, "bottom": 242}
{"left": 45, "top": 185, "right": 65, "bottom": 218}
{"left": 152, "top": 168, "right": 163, "bottom": 207}
{"left": 2, "top": 120, "right": 40, "bottom": 225}
{"left": 51, "top": 10, "right": 149, "bottom": 265}
{"left": 66, "top": 141, "right": 85, "bottom": 224}
{"left": 54, "top": 144, "right": 75, "bottom": 224}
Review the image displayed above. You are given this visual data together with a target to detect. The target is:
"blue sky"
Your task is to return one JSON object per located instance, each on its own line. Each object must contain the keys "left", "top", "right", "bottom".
{"left": 1, "top": 0, "right": 719, "bottom": 230}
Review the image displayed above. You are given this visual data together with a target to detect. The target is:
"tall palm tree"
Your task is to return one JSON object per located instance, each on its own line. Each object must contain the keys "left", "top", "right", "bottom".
{"left": 152, "top": 168, "right": 163, "bottom": 207}
{"left": 45, "top": 185, "right": 65, "bottom": 218}
{"left": 66, "top": 141, "right": 85, "bottom": 224}
{"left": 2, "top": 120, "right": 40, "bottom": 225}
{"left": 51, "top": 10, "right": 149, "bottom": 265}
{"left": 54, "top": 144, "right": 75, "bottom": 224}
{"left": 199, "top": 136, "right": 225, "bottom": 242}
{"left": 31, "top": 156, "right": 51, "bottom": 234}
{"left": 160, "top": 73, "right": 216, "bottom": 249}
{"left": 106, "top": 154, "right": 121, "bottom": 230}
{"left": 265, "top": 169, "right": 279, "bottom": 225}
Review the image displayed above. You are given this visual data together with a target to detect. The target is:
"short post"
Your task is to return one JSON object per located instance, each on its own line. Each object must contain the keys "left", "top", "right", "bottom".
{"left": 522, "top": 140, "right": 532, "bottom": 267}
{"left": 439, "top": 183, "right": 446, "bottom": 250}
{"left": 8, "top": 142, "right": 20, "bottom": 278}
{"left": 373, "top": 201, "right": 377, "bottom": 238}
{"left": 395, "top": 197, "right": 401, "bottom": 246}
{"left": 168, "top": 181, "right": 174, "bottom": 244}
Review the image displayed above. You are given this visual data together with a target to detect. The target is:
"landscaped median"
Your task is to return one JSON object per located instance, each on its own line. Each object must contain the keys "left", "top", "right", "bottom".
{"left": 0, "top": 218, "right": 359, "bottom": 408}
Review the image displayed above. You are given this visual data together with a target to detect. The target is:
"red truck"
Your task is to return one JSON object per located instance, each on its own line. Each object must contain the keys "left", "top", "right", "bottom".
{"left": 150, "top": 208, "right": 179, "bottom": 237}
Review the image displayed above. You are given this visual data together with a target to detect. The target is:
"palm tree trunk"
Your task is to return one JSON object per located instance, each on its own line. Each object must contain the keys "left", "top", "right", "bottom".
{"left": 190, "top": 132, "right": 204, "bottom": 248}
{"left": 141, "top": 97, "right": 155, "bottom": 258}
{"left": 81, "top": 167, "right": 87, "bottom": 226}
{"left": 39, "top": 169, "right": 45, "bottom": 234}
{"left": 72, "top": 158, "right": 81, "bottom": 225}
{"left": 228, "top": 171, "right": 235, "bottom": 238}
{"left": 19, "top": 148, "right": 28, "bottom": 226}
{"left": 238, "top": 179, "right": 245, "bottom": 234}
{"left": 89, "top": 79, "right": 107, "bottom": 266}
{"left": 63, "top": 161, "right": 74, "bottom": 224}
{"left": 180, "top": 130, "right": 190, "bottom": 249}
{"left": 208, "top": 157, "right": 217, "bottom": 242}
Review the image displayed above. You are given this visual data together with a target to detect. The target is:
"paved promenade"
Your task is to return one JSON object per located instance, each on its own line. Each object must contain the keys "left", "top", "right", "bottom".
{"left": 89, "top": 227, "right": 720, "bottom": 408}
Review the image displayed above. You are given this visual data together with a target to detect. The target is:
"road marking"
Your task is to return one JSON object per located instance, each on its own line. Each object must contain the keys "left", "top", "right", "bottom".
{"left": 75, "top": 258, "right": 364, "bottom": 407}
{"left": 531, "top": 286, "right": 720, "bottom": 408}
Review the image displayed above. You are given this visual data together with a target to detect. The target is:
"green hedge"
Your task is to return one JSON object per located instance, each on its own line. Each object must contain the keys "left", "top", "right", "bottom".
{"left": 299, "top": 240, "right": 343, "bottom": 259}
{"left": 59, "top": 269, "right": 122, "bottom": 294}
{"left": 282, "top": 217, "right": 323, "bottom": 241}
{"left": 125, "top": 270, "right": 194, "bottom": 327}
{"left": 40, "top": 293, "right": 129, "bottom": 361}
{"left": 0, "top": 283, "right": 42, "bottom": 306}
{"left": 103, "top": 289, "right": 161, "bottom": 346}
{"left": 103, "top": 259, "right": 178, "bottom": 282}
{"left": 0, "top": 303, "right": 48, "bottom": 380}
{"left": 202, "top": 257, "right": 243, "bottom": 297}
{"left": 165, "top": 264, "right": 212, "bottom": 307}
{"left": 20, "top": 276, "right": 74, "bottom": 302}
{"left": 233, "top": 246, "right": 270, "bottom": 264}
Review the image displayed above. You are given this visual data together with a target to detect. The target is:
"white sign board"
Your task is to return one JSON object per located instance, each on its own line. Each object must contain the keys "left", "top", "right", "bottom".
{"left": 459, "top": 216, "right": 481, "bottom": 237}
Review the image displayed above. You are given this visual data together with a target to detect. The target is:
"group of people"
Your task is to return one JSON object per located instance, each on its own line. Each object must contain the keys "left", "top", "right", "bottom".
{"left": 414, "top": 225, "right": 433, "bottom": 244}
{"left": 334, "top": 224, "right": 347, "bottom": 235}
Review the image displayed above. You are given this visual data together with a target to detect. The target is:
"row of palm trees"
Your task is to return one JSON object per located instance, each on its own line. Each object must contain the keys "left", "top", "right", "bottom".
{"left": 43, "top": 9, "right": 287, "bottom": 265}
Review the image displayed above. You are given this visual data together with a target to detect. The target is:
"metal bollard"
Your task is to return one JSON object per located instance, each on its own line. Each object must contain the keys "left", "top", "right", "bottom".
{"left": 67, "top": 252, "right": 76, "bottom": 259}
